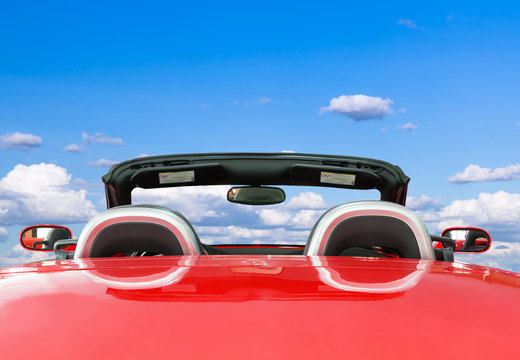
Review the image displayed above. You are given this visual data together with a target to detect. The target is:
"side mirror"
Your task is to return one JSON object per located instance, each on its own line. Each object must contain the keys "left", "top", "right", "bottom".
{"left": 20, "top": 225, "right": 72, "bottom": 251}
{"left": 441, "top": 227, "right": 491, "bottom": 253}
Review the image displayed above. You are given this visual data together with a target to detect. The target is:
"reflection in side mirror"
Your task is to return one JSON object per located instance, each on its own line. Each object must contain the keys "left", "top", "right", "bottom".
{"left": 441, "top": 227, "right": 491, "bottom": 253}
{"left": 20, "top": 225, "right": 72, "bottom": 252}
{"left": 227, "top": 186, "right": 286, "bottom": 205}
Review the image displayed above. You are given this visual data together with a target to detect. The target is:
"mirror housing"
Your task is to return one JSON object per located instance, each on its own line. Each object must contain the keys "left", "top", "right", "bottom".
{"left": 20, "top": 225, "right": 72, "bottom": 252}
{"left": 227, "top": 186, "right": 286, "bottom": 205}
{"left": 441, "top": 227, "right": 491, "bottom": 253}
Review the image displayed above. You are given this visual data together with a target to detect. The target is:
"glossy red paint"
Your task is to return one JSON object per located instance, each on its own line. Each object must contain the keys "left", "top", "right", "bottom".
{"left": 1, "top": 256, "right": 519, "bottom": 359}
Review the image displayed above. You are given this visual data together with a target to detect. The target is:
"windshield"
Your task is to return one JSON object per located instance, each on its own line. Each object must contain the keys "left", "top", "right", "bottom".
{"left": 132, "top": 186, "right": 379, "bottom": 245}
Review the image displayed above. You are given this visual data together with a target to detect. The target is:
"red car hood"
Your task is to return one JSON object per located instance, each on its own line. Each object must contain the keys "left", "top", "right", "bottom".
{"left": 1, "top": 256, "right": 519, "bottom": 359}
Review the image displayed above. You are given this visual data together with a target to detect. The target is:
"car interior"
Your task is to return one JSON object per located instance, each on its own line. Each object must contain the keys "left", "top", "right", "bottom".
{"left": 69, "top": 201, "right": 452, "bottom": 261}
{"left": 48, "top": 154, "right": 458, "bottom": 262}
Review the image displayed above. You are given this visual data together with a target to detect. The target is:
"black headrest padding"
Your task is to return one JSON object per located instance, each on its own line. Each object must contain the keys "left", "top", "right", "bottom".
{"left": 324, "top": 215, "right": 421, "bottom": 259}
{"left": 89, "top": 222, "right": 184, "bottom": 258}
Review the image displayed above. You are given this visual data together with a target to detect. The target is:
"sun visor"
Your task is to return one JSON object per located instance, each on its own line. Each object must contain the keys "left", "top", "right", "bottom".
{"left": 290, "top": 164, "right": 382, "bottom": 189}
{"left": 131, "top": 163, "right": 225, "bottom": 188}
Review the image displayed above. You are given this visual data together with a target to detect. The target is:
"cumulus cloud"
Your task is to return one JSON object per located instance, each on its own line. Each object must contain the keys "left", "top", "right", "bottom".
{"left": 0, "top": 244, "right": 54, "bottom": 267}
{"left": 407, "top": 195, "right": 442, "bottom": 211}
{"left": 132, "top": 186, "right": 230, "bottom": 222}
{"left": 257, "top": 208, "right": 325, "bottom": 229}
{"left": 448, "top": 164, "right": 520, "bottom": 183}
{"left": 133, "top": 187, "right": 328, "bottom": 242}
{"left": 406, "top": 192, "right": 520, "bottom": 272}
{"left": 0, "top": 132, "right": 42, "bottom": 150}
{"left": 439, "top": 191, "right": 520, "bottom": 225}
{"left": 81, "top": 132, "right": 123, "bottom": 145}
{"left": 196, "top": 225, "right": 309, "bottom": 245}
{"left": 0, "top": 163, "right": 98, "bottom": 225}
{"left": 415, "top": 191, "right": 520, "bottom": 234}
{"left": 455, "top": 241, "right": 520, "bottom": 273}
{"left": 258, "top": 97, "right": 272, "bottom": 104}
{"left": 286, "top": 192, "right": 328, "bottom": 210}
{"left": 320, "top": 94, "right": 394, "bottom": 121}
{"left": 256, "top": 192, "right": 328, "bottom": 229}
{"left": 398, "top": 122, "right": 418, "bottom": 132}
{"left": 0, "top": 227, "right": 7, "bottom": 242}
{"left": 64, "top": 143, "right": 85, "bottom": 153}
{"left": 398, "top": 19, "right": 419, "bottom": 29}
{"left": 290, "top": 209, "right": 324, "bottom": 228}
{"left": 257, "top": 209, "right": 292, "bottom": 226}
{"left": 87, "top": 159, "right": 119, "bottom": 168}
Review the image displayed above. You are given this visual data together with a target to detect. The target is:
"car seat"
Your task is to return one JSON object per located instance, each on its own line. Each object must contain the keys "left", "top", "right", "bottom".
{"left": 74, "top": 205, "right": 203, "bottom": 258}
{"left": 304, "top": 201, "right": 434, "bottom": 260}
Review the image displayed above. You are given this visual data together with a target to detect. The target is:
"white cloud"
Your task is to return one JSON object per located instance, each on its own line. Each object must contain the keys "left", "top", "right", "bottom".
{"left": 256, "top": 192, "right": 328, "bottom": 228}
{"left": 286, "top": 192, "right": 328, "bottom": 210}
{"left": 0, "top": 244, "right": 54, "bottom": 267}
{"left": 398, "top": 19, "right": 419, "bottom": 29}
{"left": 0, "top": 163, "right": 98, "bottom": 225}
{"left": 446, "top": 15, "right": 455, "bottom": 21}
{"left": 398, "top": 122, "right": 418, "bottom": 132}
{"left": 320, "top": 94, "right": 394, "bottom": 121}
{"left": 416, "top": 191, "right": 520, "bottom": 233}
{"left": 258, "top": 97, "right": 272, "bottom": 104}
{"left": 290, "top": 209, "right": 324, "bottom": 228}
{"left": 455, "top": 241, "right": 520, "bottom": 273}
{"left": 196, "top": 225, "right": 309, "bottom": 245}
{"left": 439, "top": 191, "right": 520, "bottom": 225}
{"left": 257, "top": 208, "right": 325, "bottom": 229}
{"left": 407, "top": 195, "right": 442, "bottom": 211}
{"left": 133, "top": 188, "right": 327, "bottom": 243}
{"left": 64, "top": 143, "right": 85, "bottom": 153}
{"left": 257, "top": 209, "right": 292, "bottom": 226}
{"left": 0, "top": 132, "right": 42, "bottom": 150}
{"left": 87, "top": 159, "right": 119, "bottom": 168}
{"left": 132, "top": 186, "right": 230, "bottom": 222}
{"left": 448, "top": 164, "right": 520, "bottom": 183}
{"left": 0, "top": 227, "right": 7, "bottom": 242}
{"left": 81, "top": 132, "right": 123, "bottom": 145}
{"left": 398, "top": 107, "right": 407, "bottom": 113}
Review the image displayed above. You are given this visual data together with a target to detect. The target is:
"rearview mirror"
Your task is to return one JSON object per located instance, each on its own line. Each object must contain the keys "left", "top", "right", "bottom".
{"left": 20, "top": 225, "right": 72, "bottom": 251}
{"left": 227, "top": 186, "right": 286, "bottom": 205}
{"left": 441, "top": 227, "right": 491, "bottom": 253}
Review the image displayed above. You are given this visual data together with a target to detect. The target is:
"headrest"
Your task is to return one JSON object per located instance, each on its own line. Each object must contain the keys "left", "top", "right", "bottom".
{"left": 74, "top": 205, "right": 202, "bottom": 258}
{"left": 304, "top": 201, "right": 434, "bottom": 260}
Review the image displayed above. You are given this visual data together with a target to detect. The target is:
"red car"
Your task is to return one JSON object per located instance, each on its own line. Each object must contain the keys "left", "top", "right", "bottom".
{"left": 1, "top": 153, "right": 518, "bottom": 359}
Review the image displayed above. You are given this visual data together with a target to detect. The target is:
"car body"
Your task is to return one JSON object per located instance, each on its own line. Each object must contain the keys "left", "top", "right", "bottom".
{"left": 1, "top": 153, "right": 518, "bottom": 359}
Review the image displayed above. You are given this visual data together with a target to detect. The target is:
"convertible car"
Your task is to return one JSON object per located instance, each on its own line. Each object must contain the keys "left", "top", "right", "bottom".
{"left": 1, "top": 153, "right": 519, "bottom": 359}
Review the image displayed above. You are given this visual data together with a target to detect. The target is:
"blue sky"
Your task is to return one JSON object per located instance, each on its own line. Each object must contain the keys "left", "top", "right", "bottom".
{"left": 1, "top": 1, "right": 519, "bottom": 270}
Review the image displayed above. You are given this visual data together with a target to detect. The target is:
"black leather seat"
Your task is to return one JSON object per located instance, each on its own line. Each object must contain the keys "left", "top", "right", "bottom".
{"left": 74, "top": 205, "right": 203, "bottom": 258}
{"left": 304, "top": 201, "right": 435, "bottom": 260}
